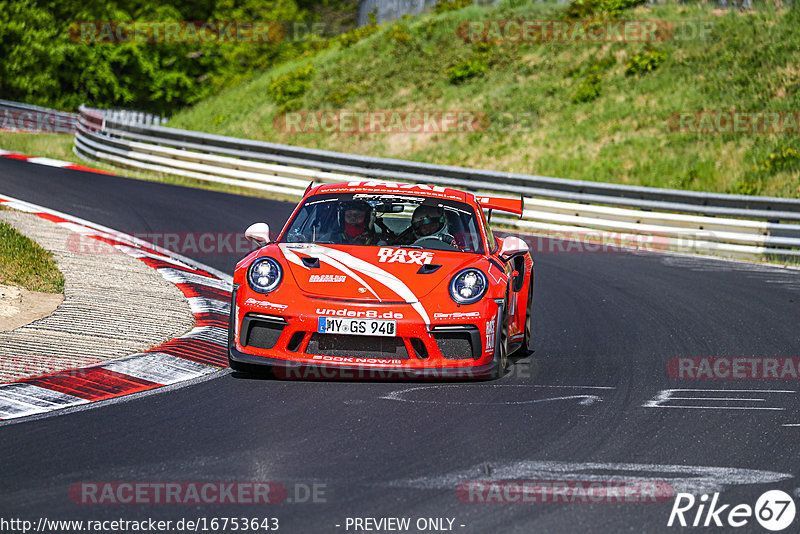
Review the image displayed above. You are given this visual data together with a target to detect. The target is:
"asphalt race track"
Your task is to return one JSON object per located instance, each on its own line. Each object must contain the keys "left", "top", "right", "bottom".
{"left": 2, "top": 157, "right": 800, "bottom": 533}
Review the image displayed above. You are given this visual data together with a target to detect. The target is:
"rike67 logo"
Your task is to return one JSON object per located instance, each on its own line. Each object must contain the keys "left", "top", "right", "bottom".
{"left": 668, "top": 490, "right": 796, "bottom": 531}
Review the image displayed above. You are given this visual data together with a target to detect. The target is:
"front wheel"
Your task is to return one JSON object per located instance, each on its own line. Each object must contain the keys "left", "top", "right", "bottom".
{"left": 488, "top": 302, "right": 508, "bottom": 380}
{"left": 512, "top": 269, "right": 534, "bottom": 357}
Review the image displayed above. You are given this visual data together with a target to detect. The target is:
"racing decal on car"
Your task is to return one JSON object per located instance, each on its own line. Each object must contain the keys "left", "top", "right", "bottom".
{"left": 509, "top": 290, "right": 518, "bottom": 329}
{"left": 315, "top": 308, "right": 403, "bottom": 319}
{"left": 377, "top": 248, "right": 435, "bottom": 265}
{"left": 311, "top": 355, "right": 407, "bottom": 367}
{"left": 485, "top": 317, "right": 497, "bottom": 353}
{"left": 316, "top": 247, "right": 432, "bottom": 324}
{"left": 487, "top": 268, "right": 504, "bottom": 284}
{"left": 244, "top": 297, "right": 289, "bottom": 310}
{"left": 280, "top": 244, "right": 382, "bottom": 300}
{"left": 347, "top": 181, "right": 446, "bottom": 193}
{"left": 279, "top": 244, "right": 431, "bottom": 324}
{"left": 433, "top": 312, "right": 481, "bottom": 320}
{"left": 308, "top": 274, "right": 346, "bottom": 283}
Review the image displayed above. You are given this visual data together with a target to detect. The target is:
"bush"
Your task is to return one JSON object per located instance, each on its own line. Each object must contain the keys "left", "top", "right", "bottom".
{"left": 337, "top": 20, "right": 379, "bottom": 48}
{"left": 731, "top": 180, "right": 761, "bottom": 196}
{"left": 387, "top": 24, "right": 412, "bottom": 46}
{"left": 564, "top": 0, "right": 600, "bottom": 19}
{"left": 327, "top": 84, "right": 360, "bottom": 105}
{"left": 571, "top": 73, "right": 602, "bottom": 103}
{"left": 267, "top": 64, "right": 314, "bottom": 111}
{"left": 590, "top": 55, "right": 617, "bottom": 72}
{"left": 625, "top": 46, "right": 668, "bottom": 76}
{"left": 600, "top": 0, "right": 647, "bottom": 16}
{"left": 447, "top": 57, "right": 489, "bottom": 84}
{"left": 433, "top": 0, "right": 472, "bottom": 14}
{"left": 565, "top": 0, "right": 646, "bottom": 18}
{"left": 758, "top": 147, "right": 800, "bottom": 173}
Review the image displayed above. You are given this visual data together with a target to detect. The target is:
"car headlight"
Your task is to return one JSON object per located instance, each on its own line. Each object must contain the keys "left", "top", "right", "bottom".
{"left": 247, "top": 257, "right": 282, "bottom": 293}
{"left": 449, "top": 268, "right": 488, "bottom": 305}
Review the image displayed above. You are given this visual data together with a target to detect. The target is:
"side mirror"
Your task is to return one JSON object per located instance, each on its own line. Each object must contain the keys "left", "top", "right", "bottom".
{"left": 499, "top": 236, "right": 529, "bottom": 261}
{"left": 245, "top": 223, "right": 271, "bottom": 247}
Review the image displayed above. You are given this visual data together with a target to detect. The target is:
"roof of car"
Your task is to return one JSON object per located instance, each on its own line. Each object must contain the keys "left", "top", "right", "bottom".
{"left": 311, "top": 181, "right": 469, "bottom": 203}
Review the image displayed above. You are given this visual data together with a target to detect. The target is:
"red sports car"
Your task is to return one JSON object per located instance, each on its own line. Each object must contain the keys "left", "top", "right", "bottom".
{"left": 228, "top": 181, "right": 533, "bottom": 379}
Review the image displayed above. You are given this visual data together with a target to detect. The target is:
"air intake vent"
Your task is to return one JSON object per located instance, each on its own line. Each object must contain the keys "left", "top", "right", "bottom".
{"left": 242, "top": 314, "right": 286, "bottom": 350}
{"left": 431, "top": 326, "right": 481, "bottom": 360}
{"left": 306, "top": 334, "right": 409, "bottom": 359}
{"left": 409, "top": 338, "right": 428, "bottom": 359}
{"left": 302, "top": 257, "right": 320, "bottom": 268}
{"left": 287, "top": 331, "right": 305, "bottom": 352}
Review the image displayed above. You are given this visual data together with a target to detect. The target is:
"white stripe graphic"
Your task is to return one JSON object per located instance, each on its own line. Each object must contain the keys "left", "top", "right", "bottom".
{"left": 280, "top": 245, "right": 309, "bottom": 269}
{"left": 322, "top": 246, "right": 431, "bottom": 323}
{"left": 289, "top": 245, "right": 431, "bottom": 324}
{"left": 280, "top": 245, "right": 382, "bottom": 300}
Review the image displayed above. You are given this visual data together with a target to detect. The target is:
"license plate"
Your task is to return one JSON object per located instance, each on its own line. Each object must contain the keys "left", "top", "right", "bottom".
{"left": 317, "top": 317, "right": 396, "bottom": 337}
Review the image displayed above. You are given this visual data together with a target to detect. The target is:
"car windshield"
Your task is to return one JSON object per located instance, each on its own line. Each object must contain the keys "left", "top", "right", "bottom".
{"left": 280, "top": 193, "right": 485, "bottom": 253}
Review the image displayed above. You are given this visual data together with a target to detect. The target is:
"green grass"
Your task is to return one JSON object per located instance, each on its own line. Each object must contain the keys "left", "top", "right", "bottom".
{"left": 167, "top": 0, "right": 800, "bottom": 198}
{"left": 0, "top": 213, "right": 65, "bottom": 293}
{"left": 0, "top": 132, "right": 75, "bottom": 161}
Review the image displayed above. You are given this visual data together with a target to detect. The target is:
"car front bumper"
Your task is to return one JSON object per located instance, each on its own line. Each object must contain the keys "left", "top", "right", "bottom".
{"left": 228, "top": 287, "right": 502, "bottom": 379}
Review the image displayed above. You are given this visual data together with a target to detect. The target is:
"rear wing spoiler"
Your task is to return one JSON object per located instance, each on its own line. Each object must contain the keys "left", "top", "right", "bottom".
{"left": 475, "top": 195, "right": 524, "bottom": 216}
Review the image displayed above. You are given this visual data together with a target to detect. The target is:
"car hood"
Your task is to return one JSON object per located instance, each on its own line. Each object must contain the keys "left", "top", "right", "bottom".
{"left": 277, "top": 243, "right": 479, "bottom": 303}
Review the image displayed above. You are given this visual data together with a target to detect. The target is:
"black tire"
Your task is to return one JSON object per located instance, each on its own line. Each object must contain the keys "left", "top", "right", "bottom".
{"left": 512, "top": 269, "right": 534, "bottom": 357}
{"left": 488, "top": 300, "right": 509, "bottom": 380}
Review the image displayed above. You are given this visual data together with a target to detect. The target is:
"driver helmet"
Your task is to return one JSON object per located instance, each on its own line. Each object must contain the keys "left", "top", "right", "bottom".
{"left": 411, "top": 204, "right": 446, "bottom": 238}
{"left": 340, "top": 200, "right": 373, "bottom": 239}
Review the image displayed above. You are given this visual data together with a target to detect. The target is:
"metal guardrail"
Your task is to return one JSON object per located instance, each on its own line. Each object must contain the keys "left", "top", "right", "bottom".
{"left": 0, "top": 100, "right": 79, "bottom": 134}
{"left": 72, "top": 104, "right": 800, "bottom": 261}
